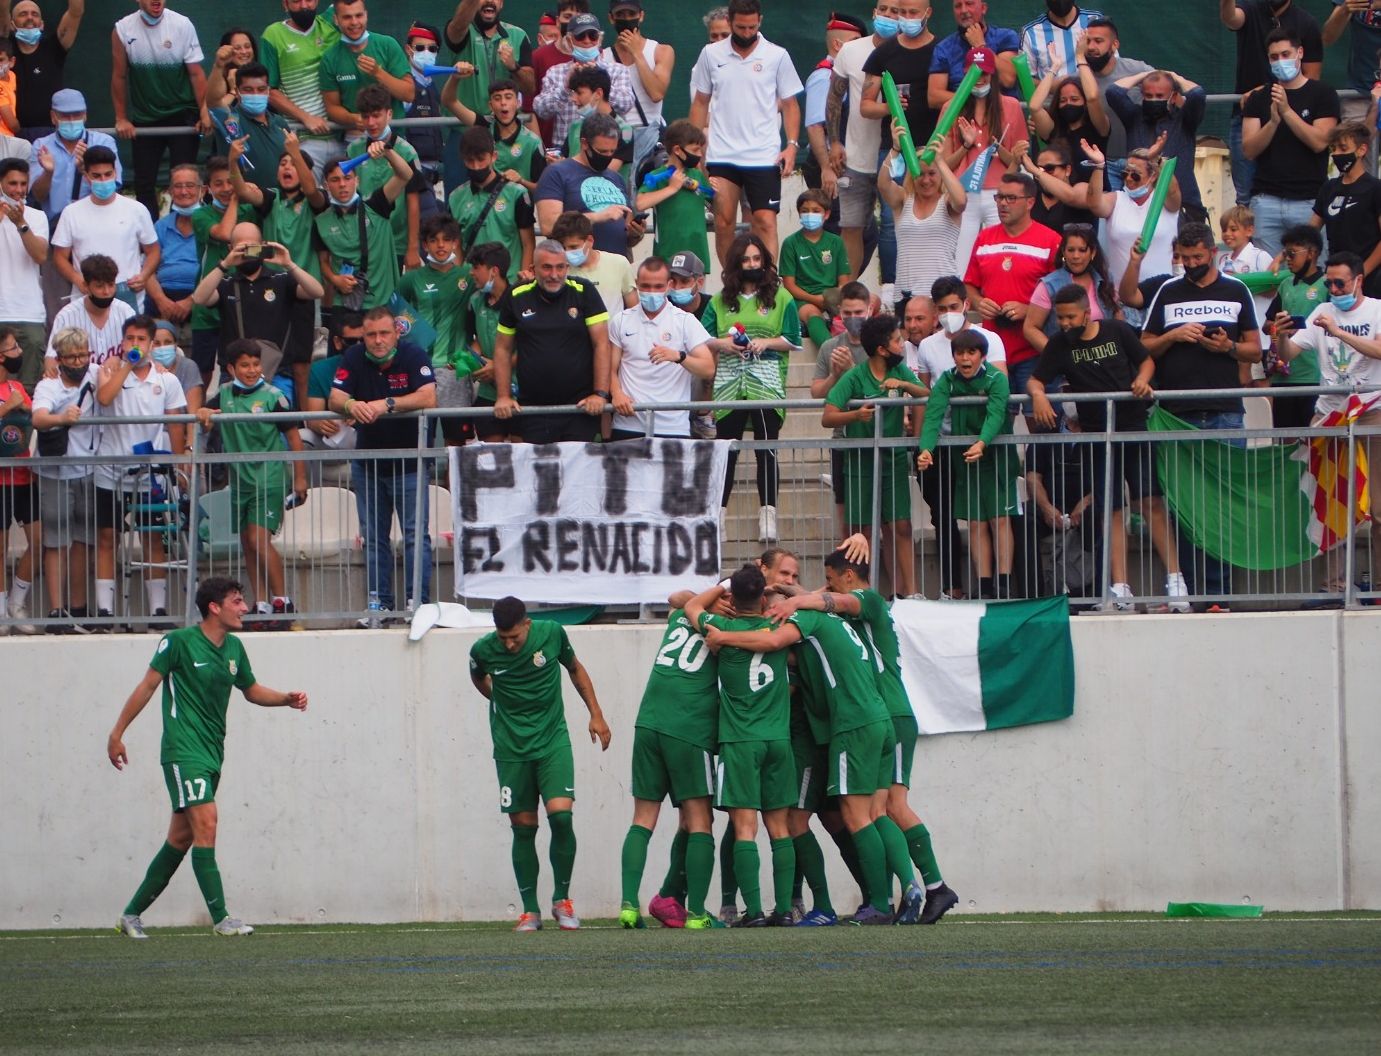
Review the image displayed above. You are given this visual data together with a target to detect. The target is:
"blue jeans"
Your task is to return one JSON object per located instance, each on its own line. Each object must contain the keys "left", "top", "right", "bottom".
{"left": 1229, "top": 110, "right": 1255, "bottom": 207}
{"left": 1248, "top": 195, "right": 1315, "bottom": 257}
{"left": 1173, "top": 409, "right": 1244, "bottom": 601}
{"left": 351, "top": 461, "right": 432, "bottom": 609}
{"left": 876, "top": 146, "right": 897, "bottom": 284}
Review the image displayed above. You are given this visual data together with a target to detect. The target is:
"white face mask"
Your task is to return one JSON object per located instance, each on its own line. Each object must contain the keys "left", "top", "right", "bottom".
{"left": 940, "top": 311, "right": 966, "bottom": 335}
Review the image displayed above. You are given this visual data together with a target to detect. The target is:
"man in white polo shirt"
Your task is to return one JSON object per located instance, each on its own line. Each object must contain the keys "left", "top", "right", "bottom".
{"left": 609, "top": 256, "right": 715, "bottom": 440}
{"left": 91, "top": 314, "right": 186, "bottom": 630}
{"left": 688, "top": 0, "right": 803, "bottom": 264}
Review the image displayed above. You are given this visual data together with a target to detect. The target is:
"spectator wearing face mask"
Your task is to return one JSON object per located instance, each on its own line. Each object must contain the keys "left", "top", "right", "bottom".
{"left": 1106, "top": 68, "right": 1208, "bottom": 225}
{"left": 1020, "top": 0, "right": 1103, "bottom": 80}
{"left": 810, "top": 281, "right": 874, "bottom": 539}
{"left": 1079, "top": 18, "right": 1152, "bottom": 163}
{"left": 149, "top": 319, "right": 204, "bottom": 418}
{"left": 1028, "top": 33, "right": 1111, "bottom": 187}
{"left": 1084, "top": 142, "right": 1180, "bottom": 306}
{"left": 44, "top": 254, "right": 135, "bottom": 368}
{"left": 0, "top": 156, "right": 48, "bottom": 393}
{"left": 0, "top": 0, "right": 86, "bottom": 141}
{"left": 534, "top": 13, "right": 635, "bottom": 151}
{"left": 1310, "top": 121, "right": 1381, "bottom": 298}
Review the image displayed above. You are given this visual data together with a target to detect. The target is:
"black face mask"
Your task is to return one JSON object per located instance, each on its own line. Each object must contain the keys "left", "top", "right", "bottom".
{"left": 1, "top": 355, "right": 22, "bottom": 376}
{"left": 1085, "top": 50, "right": 1112, "bottom": 72}
{"left": 60, "top": 363, "right": 89, "bottom": 383}
{"left": 88, "top": 293, "right": 115, "bottom": 309}
{"left": 1184, "top": 262, "right": 1211, "bottom": 283}
{"left": 238, "top": 260, "right": 263, "bottom": 277}
{"left": 288, "top": 6, "right": 317, "bottom": 30}
{"left": 466, "top": 165, "right": 492, "bottom": 186}
{"left": 612, "top": 17, "right": 640, "bottom": 35}
{"left": 681, "top": 151, "right": 703, "bottom": 170}
{"left": 587, "top": 151, "right": 615, "bottom": 173}
{"left": 1333, "top": 152, "right": 1360, "bottom": 175}
{"left": 1142, "top": 99, "right": 1170, "bottom": 123}
{"left": 1057, "top": 104, "right": 1085, "bottom": 125}
{"left": 1047, "top": 0, "right": 1075, "bottom": 16}
{"left": 883, "top": 352, "right": 904, "bottom": 370}
{"left": 731, "top": 31, "right": 759, "bottom": 49}
{"left": 739, "top": 266, "right": 765, "bottom": 283}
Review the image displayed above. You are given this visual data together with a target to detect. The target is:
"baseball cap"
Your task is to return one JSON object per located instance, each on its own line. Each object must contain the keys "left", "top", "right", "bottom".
{"left": 827, "top": 13, "right": 866, "bottom": 34}
{"left": 539, "top": 12, "right": 558, "bottom": 26}
{"left": 568, "top": 12, "right": 602, "bottom": 37}
{"left": 965, "top": 46, "right": 997, "bottom": 74}
{"left": 51, "top": 88, "right": 87, "bottom": 114}
{"left": 668, "top": 252, "right": 706, "bottom": 279}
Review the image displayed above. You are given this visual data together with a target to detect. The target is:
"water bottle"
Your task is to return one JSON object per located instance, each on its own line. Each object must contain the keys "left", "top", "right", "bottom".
{"left": 1359, "top": 571, "right": 1373, "bottom": 606}
{"left": 366, "top": 591, "right": 383, "bottom": 629}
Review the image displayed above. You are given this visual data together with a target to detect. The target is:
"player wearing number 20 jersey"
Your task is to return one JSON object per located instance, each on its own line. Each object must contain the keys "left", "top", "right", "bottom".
{"left": 619, "top": 609, "right": 720, "bottom": 930}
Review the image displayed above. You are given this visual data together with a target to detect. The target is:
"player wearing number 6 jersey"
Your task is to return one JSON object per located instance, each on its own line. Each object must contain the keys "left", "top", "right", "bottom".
{"left": 685, "top": 565, "right": 797, "bottom": 928}
{"left": 469, "top": 596, "right": 611, "bottom": 933}
{"left": 107, "top": 577, "right": 309, "bottom": 940}
{"left": 618, "top": 607, "right": 720, "bottom": 931}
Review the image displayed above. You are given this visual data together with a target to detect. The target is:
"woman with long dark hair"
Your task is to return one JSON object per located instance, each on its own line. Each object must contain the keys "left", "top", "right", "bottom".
{"left": 1028, "top": 33, "right": 1110, "bottom": 185}
{"left": 1024, "top": 223, "right": 1121, "bottom": 353}
{"left": 702, "top": 233, "right": 801, "bottom": 543}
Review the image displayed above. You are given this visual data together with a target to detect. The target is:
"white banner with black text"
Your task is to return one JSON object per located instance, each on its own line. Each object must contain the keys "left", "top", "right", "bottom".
{"left": 449, "top": 439, "right": 731, "bottom": 604}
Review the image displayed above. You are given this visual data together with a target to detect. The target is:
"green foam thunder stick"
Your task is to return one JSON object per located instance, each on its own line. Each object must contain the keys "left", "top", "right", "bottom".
{"left": 1012, "top": 53, "right": 1044, "bottom": 152}
{"left": 921, "top": 62, "right": 983, "bottom": 165}
{"left": 1135, "top": 156, "right": 1177, "bottom": 255}
{"left": 882, "top": 72, "right": 921, "bottom": 178}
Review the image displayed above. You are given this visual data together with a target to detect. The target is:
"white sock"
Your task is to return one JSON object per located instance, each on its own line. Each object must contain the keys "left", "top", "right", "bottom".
{"left": 145, "top": 579, "right": 168, "bottom": 613}
{"left": 256, "top": 601, "right": 272, "bottom": 614}
{"left": 96, "top": 580, "right": 115, "bottom": 613}
{"left": 10, "top": 577, "right": 29, "bottom": 608}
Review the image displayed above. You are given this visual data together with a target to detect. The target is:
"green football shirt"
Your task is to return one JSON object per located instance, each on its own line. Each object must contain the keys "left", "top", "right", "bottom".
{"left": 313, "top": 190, "right": 400, "bottom": 309}
{"left": 150, "top": 626, "right": 256, "bottom": 768}
{"left": 451, "top": 22, "right": 531, "bottom": 115}
{"left": 467, "top": 287, "right": 503, "bottom": 401}
{"left": 214, "top": 381, "right": 293, "bottom": 489}
{"left": 848, "top": 589, "right": 911, "bottom": 720}
{"left": 699, "top": 613, "right": 789, "bottom": 743}
{"left": 261, "top": 14, "right": 341, "bottom": 143}
{"left": 345, "top": 135, "right": 421, "bottom": 257}
{"left": 650, "top": 167, "right": 712, "bottom": 265}
{"left": 779, "top": 229, "right": 850, "bottom": 296}
{"left": 447, "top": 179, "right": 531, "bottom": 279}
{"left": 634, "top": 609, "right": 719, "bottom": 751}
{"left": 317, "top": 34, "right": 411, "bottom": 119}
{"left": 826, "top": 360, "right": 922, "bottom": 441}
{"left": 399, "top": 262, "right": 474, "bottom": 370}
{"left": 258, "top": 189, "right": 324, "bottom": 283}
{"left": 487, "top": 120, "right": 546, "bottom": 182}
{"left": 190, "top": 202, "right": 263, "bottom": 332}
{"left": 787, "top": 609, "right": 888, "bottom": 735}
{"left": 470, "top": 620, "right": 576, "bottom": 761}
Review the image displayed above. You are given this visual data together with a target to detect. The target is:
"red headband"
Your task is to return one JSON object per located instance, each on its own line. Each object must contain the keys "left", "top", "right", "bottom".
{"left": 409, "top": 26, "right": 439, "bottom": 44}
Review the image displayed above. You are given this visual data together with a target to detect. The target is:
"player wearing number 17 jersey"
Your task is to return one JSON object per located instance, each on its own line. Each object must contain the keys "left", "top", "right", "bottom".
{"left": 618, "top": 607, "right": 719, "bottom": 930}
{"left": 469, "top": 596, "right": 612, "bottom": 933}
{"left": 107, "top": 577, "right": 309, "bottom": 939}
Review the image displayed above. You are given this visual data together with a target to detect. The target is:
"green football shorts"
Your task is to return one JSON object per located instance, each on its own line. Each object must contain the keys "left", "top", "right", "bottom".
{"left": 715, "top": 739, "right": 794, "bottom": 811}
{"left": 791, "top": 728, "right": 828, "bottom": 812}
{"left": 494, "top": 740, "right": 575, "bottom": 814}
{"left": 162, "top": 761, "right": 220, "bottom": 812}
{"left": 631, "top": 727, "right": 714, "bottom": 804}
{"left": 826, "top": 720, "right": 894, "bottom": 798}
{"left": 891, "top": 714, "right": 919, "bottom": 788}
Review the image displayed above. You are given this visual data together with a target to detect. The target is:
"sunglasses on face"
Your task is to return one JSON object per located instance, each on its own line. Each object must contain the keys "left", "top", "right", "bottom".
{"left": 1324, "top": 277, "right": 1356, "bottom": 291}
{"left": 1038, "top": 163, "right": 1064, "bottom": 174}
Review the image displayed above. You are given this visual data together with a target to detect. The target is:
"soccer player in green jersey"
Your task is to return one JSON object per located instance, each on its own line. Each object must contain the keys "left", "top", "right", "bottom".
{"left": 772, "top": 543, "right": 958, "bottom": 925}
{"left": 705, "top": 586, "right": 916, "bottom": 925}
{"left": 618, "top": 607, "right": 719, "bottom": 931}
{"left": 108, "top": 577, "right": 308, "bottom": 939}
{"left": 469, "top": 596, "right": 611, "bottom": 932}
{"left": 686, "top": 565, "right": 797, "bottom": 928}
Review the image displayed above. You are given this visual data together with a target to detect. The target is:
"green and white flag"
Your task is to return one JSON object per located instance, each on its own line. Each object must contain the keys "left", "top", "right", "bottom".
{"left": 891, "top": 596, "right": 1074, "bottom": 735}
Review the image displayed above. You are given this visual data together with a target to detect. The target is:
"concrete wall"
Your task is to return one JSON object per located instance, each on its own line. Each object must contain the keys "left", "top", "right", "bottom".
{"left": 2, "top": 612, "right": 1378, "bottom": 929}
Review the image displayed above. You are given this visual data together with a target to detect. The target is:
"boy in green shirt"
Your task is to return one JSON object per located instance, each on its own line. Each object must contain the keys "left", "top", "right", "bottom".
{"left": 464, "top": 241, "right": 512, "bottom": 442}
{"left": 440, "top": 77, "right": 547, "bottom": 193}
{"left": 469, "top": 596, "right": 611, "bottom": 933}
{"left": 448, "top": 126, "right": 535, "bottom": 281}
{"left": 917, "top": 328, "right": 1019, "bottom": 600}
{"left": 780, "top": 188, "right": 851, "bottom": 350}
{"left": 315, "top": 144, "right": 415, "bottom": 312}
{"left": 196, "top": 341, "right": 307, "bottom": 627}
{"left": 685, "top": 565, "right": 796, "bottom": 928}
{"left": 823, "top": 315, "right": 925, "bottom": 598}
{"left": 635, "top": 118, "right": 711, "bottom": 267}
{"left": 400, "top": 215, "right": 473, "bottom": 444}
{"left": 1265, "top": 224, "right": 1327, "bottom": 429}
{"left": 347, "top": 84, "right": 426, "bottom": 267}
{"left": 109, "top": 576, "right": 308, "bottom": 939}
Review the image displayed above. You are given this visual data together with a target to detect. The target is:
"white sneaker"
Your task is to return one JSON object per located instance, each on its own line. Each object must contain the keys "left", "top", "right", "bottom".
{"left": 9, "top": 600, "right": 37, "bottom": 635}
{"left": 1166, "top": 573, "right": 1191, "bottom": 613}
{"left": 819, "top": 473, "right": 833, "bottom": 489}
{"left": 1096, "top": 583, "right": 1135, "bottom": 613}
{"left": 879, "top": 283, "right": 897, "bottom": 309}
{"left": 212, "top": 917, "right": 254, "bottom": 936}
{"left": 116, "top": 913, "right": 148, "bottom": 939}
{"left": 759, "top": 504, "right": 778, "bottom": 544}
{"left": 551, "top": 898, "right": 581, "bottom": 930}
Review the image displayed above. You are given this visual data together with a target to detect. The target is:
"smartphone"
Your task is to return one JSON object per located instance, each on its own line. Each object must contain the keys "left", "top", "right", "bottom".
{"left": 1205, "top": 325, "right": 1226, "bottom": 338}
{"left": 243, "top": 243, "right": 264, "bottom": 259}
{"left": 632, "top": 211, "right": 649, "bottom": 224}
{"left": 284, "top": 491, "right": 305, "bottom": 510}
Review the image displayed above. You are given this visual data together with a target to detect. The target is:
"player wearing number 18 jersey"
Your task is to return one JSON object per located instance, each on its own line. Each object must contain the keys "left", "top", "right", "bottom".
{"left": 469, "top": 597, "right": 611, "bottom": 933}
{"left": 107, "top": 577, "right": 308, "bottom": 939}
{"left": 618, "top": 608, "right": 720, "bottom": 930}
{"left": 686, "top": 565, "right": 797, "bottom": 928}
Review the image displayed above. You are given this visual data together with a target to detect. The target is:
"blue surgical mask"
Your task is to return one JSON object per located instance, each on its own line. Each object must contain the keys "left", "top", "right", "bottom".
{"left": 239, "top": 93, "right": 270, "bottom": 116}
{"left": 426, "top": 252, "right": 456, "bottom": 266}
{"left": 480, "top": 278, "right": 495, "bottom": 293}
{"left": 170, "top": 202, "right": 198, "bottom": 217}
{"left": 889, "top": 154, "right": 907, "bottom": 181}
{"left": 1127, "top": 182, "right": 1152, "bottom": 202}
{"left": 232, "top": 378, "right": 266, "bottom": 393}
{"left": 972, "top": 82, "right": 991, "bottom": 99}
{"left": 57, "top": 119, "right": 85, "bottom": 140}
{"left": 15, "top": 27, "right": 43, "bottom": 46}
{"left": 1270, "top": 58, "right": 1300, "bottom": 82}
{"left": 799, "top": 212, "right": 824, "bottom": 231}
{"left": 343, "top": 30, "right": 370, "bottom": 47}
{"left": 90, "top": 179, "right": 118, "bottom": 201}
{"left": 211, "top": 197, "right": 229, "bottom": 212}
{"left": 332, "top": 191, "right": 361, "bottom": 208}
{"left": 139, "top": 10, "right": 163, "bottom": 26}
{"left": 898, "top": 17, "right": 927, "bottom": 37}
{"left": 152, "top": 345, "right": 178, "bottom": 368}
{"left": 572, "top": 44, "right": 600, "bottom": 62}
{"left": 873, "top": 15, "right": 899, "bottom": 38}
{"left": 575, "top": 103, "right": 596, "bottom": 118}
{"left": 565, "top": 246, "right": 589, "bottom": 267}
{"left": 638, "top": 291, "right": 667, "bottom": 312}
{"left": 1334, "top": 290, "right": 1359, "bottom": 312}
{"left": 668, "top": 286, "right": 696, "bottom": 306}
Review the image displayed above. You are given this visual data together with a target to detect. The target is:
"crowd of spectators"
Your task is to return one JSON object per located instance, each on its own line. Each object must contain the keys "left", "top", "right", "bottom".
{"left": 3, "top": 0, "right": 1381, "bottom": 632}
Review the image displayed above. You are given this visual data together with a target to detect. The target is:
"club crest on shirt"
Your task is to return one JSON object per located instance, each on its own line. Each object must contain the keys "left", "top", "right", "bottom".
{"left": 494, "top": 199, "right": 507, "bottom": 212}
{"left": 533, "top": 650, "right": 546, "bottom": 667}
{"left": 821, "top": 250, "right": 832, "bottom": 264}
{"left": 753, "top": 63, "right": 763, "bottom": 72}
{"left": 228, "top": 660, "right": 238, "bottom": 675}
{"left": 568, "top": 306, "right": 578, "bottom": 317}
{"left": 511, "top": 144, "right": 522, "bottom": 157}
{"left": 1002, "top": 257, "right": 1013, "bottom": 271}
{"left": 263, "top": 289, "right": 276, "bottom": 302}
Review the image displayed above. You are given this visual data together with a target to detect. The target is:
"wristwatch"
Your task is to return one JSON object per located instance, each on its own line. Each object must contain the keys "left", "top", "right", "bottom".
{"left": 385, "top": 397, "right": 396, "bottom": 414}
{"left": 593, "top": 389, "right": 612, "bottom": 400}
{"left": 677, "top": 349, "right": 688, "bottom": 363}
{"left": 16, "top": 225, "right": 30, "bottom": 234}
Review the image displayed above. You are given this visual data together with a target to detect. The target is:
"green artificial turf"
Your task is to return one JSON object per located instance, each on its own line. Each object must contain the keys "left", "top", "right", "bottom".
{"left": 2, "top": 915, "right": 1379, "bottom": 1055}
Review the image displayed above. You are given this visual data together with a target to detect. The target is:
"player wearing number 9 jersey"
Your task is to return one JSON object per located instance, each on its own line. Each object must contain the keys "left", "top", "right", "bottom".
{"left": 469, "top": 596, "right": 611, "bottom": 933}
{"left": 686, "top": 565, "right": 797, "bottom": 928}
{"left": 106, "top": 577, "right": 309, "bottom": 940}
{"left": 618, "top": 607, "right": 720, "bottom": 930}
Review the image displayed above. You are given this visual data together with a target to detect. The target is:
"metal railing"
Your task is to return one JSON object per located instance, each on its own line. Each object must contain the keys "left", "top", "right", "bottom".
{"left": 2, "top": 387, "right": 1378, "bottom": 634}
